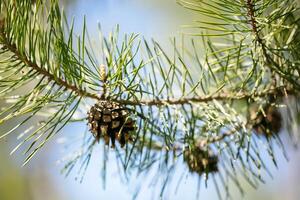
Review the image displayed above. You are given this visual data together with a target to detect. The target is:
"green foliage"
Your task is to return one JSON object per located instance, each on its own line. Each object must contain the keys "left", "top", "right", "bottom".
{"left": 0, "top": 0, "right": 300, "bottom": 199}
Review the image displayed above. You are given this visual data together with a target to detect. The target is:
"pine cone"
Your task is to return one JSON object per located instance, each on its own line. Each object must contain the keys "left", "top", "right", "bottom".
{"left": 87, "top": 100, "right": 135, "bottom": 147}
{"left": 252, "top": 105, "right": 282, "bottom": 136}
{"left": 183, "top": 145, "right": 218, "bottom": 175}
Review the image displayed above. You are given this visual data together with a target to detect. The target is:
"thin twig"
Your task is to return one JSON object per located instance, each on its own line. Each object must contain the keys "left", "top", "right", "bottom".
{"left": 114, "top": 87, "right": 291, "bottom": 106}
{"left": 246, "top": 0, "right": 300, "bottom": 89}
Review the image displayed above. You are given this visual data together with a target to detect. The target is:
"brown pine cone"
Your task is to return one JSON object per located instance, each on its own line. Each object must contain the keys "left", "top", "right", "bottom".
{"left": 87, "top": 100, "right": 135, "bottom": 148}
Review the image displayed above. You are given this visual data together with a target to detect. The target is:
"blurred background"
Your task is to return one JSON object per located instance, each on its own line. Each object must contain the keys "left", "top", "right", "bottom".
{"left": 1, "top": 0, "right": 300, "bottom": 199}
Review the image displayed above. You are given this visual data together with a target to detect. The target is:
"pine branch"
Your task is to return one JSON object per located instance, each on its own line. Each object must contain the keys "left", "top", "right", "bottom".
{"left": 0, "top": 28, "right": 101, "bottom": 101}
{"left": 1, "top": 14, "right": 294, "bottom": 107}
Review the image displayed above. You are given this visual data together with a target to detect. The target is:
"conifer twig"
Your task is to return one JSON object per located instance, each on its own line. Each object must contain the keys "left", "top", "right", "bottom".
{"left": 0, "top": 26, "right": 294, "bottom": 107}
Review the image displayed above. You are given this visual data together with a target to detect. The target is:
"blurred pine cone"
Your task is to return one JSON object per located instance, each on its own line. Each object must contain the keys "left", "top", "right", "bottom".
{"left": 252, "top": 105, "right": 282, "bottom": 136}
{"left": 183, "top": 145, "right": 218, "bottom": 175}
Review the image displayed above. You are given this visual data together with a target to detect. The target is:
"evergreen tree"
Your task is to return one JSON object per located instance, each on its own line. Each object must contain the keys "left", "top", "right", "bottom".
{"left": 0, "top": 0, "right": 300, "bottom": 198}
